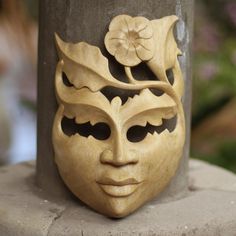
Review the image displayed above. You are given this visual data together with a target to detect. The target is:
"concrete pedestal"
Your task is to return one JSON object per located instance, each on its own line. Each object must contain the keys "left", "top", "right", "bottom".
{"left": 0, "top": 160, "right": 236, "bottom": 236}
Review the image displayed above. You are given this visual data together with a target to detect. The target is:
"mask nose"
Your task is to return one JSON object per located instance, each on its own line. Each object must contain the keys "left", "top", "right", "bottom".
{"left": 100, "top": 149, "right": 139, "bottom": 167}
{"left": 100, "top": 137, "right": 138, "bottom": 167}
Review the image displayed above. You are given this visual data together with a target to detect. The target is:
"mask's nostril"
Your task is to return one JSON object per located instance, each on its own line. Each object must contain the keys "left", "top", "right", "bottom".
{"left": 100, "top": 149, "right": 113, "bottom": 164}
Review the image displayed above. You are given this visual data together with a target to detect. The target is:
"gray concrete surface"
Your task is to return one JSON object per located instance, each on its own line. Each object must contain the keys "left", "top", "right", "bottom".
{"left": 0, "top": 160, "right": 236, "bottom": 236}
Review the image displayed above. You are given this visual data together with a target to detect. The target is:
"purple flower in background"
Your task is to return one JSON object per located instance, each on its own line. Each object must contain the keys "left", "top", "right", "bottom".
{"left": 200, "top": 24, "right": 221, "bottom": 52}
{"left": 194, "top": 22, "right": 221, "bottom": 53}
{"left": 198, "top": 61, "right": 219, "bottom": 81}
{"left": 225, "top": 2, "right": 236, "bottom": 27}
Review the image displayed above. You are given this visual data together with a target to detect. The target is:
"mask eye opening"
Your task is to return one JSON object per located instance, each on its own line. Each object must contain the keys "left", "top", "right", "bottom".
{"left": 126, "top": 115, "right": 177, "bottom": 143}
{"left": 61, "top": 116, "right": 111, "bottom": 140}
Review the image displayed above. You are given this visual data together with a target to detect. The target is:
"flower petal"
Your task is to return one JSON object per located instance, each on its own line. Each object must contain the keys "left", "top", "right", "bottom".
{"left": 135, "top": 38, "right": 155, "bottom": 61}
{"left": 114, "top": 44, "right": 141, "bottom": 66}
{"left": 105, "top": 15, "right": 154, "bottom": 66}
{"left": 133, "top": 16, "right": 149, "bottom": 32}
{"left": 126, "top": 17, "right": 135, "bottom": 32}
{"left": 109, "top": 15, "right": 132, "bottom": 32}
{"left": 104, "top": 31, "right": 127, "bottom": 55}
{"left": 138, "top": 23, "right": 153, "bottom": 39}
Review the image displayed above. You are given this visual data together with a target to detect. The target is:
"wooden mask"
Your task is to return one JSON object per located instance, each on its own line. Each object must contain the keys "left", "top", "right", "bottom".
{"left": 53, "top": 15, "right": 185, "bottom": 218}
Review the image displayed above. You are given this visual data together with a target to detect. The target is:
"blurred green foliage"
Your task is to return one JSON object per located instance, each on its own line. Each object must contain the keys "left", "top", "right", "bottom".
{"left": 193, "top": 140, "right": 236, "bottom": 173}
{"left": 192, "top": 0, "right": 236, "bottom": 172}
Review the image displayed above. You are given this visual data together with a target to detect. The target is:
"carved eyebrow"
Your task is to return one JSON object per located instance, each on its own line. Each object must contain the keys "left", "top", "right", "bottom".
{"left": 120, "top": 89, "right": 177, "bottom": 126}
{"left": 123, "top": 106, "right": 177, "bottom": 132}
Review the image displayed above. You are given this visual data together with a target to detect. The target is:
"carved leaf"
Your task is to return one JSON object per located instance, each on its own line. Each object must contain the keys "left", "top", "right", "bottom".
{"left": 147, "top": 16, "right": 184, "bottom": 98}
{"left": 55, "top": 61, "right": 113, "bottom": 125}
{"left": 55, "top": 34, "right": 121, "bottom": 92}
{"left": 121, "top": 89, "right": 177, "bottom": 127}
{"left": 55, "top": 61, "right": 178, "bottom": 129}
{"left": 59, "top": 88, "right": 111, "bottom": 126}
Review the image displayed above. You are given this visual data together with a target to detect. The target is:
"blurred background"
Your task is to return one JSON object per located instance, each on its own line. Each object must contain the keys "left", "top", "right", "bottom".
{"left": 0, "top": 0, "right": 235, "bottom": 173}
{"left": 192, "top": 0, "right": 236, "bottom": 173}
{"left": 0, "top": 0, "right": 37, "bottom": 165}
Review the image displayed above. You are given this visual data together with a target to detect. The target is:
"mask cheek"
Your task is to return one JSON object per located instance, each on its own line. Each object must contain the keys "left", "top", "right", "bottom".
{"left": 54, "top": 132, "right": 102, "bottom": 174}
{"left": 52, "top": 106, "right": 70, "bottom": 173}
{"left": 52, "top": 111, "right": 108, "bottom": 193}
{"left": 135, "top": 128, "right": 184, "bottom": 198}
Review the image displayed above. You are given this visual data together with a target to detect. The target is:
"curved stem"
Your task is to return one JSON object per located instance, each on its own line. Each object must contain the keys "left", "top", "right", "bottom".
{"left": 147, "top": 59, "right": 168, "bottom": 83}
{"left": 124, "top": 66, "right": 136, "bottom": 84}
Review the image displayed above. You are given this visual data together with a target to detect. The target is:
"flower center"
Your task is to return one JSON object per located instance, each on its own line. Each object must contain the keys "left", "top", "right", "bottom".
{"left": 127, "top": 31, "right": 139, "bottom": 44}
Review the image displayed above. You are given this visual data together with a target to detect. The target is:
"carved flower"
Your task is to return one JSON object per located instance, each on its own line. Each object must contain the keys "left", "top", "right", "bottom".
{"left": 105, "top": 15, "right": 155, "bottom": 67}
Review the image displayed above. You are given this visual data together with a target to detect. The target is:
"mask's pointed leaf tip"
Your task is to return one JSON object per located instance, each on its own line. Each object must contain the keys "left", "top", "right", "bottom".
{"left": 55, "top": 33, "right": 64, "bottom": 48}
{"left": 111, "top": 96, "right": 122, "bottom": 111}
{"left": 171, "top": 15, "right": 179, "bottom": 22}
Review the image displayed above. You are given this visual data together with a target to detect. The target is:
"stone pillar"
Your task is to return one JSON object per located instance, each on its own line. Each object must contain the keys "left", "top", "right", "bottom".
{"left": 37, "top": 0, "right": 194, "bottom": 199}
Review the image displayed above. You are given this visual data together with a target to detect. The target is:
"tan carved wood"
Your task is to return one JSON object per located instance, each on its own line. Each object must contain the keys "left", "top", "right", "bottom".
{"left": 52, "top": 15, "right": 185, "bottom": 218}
